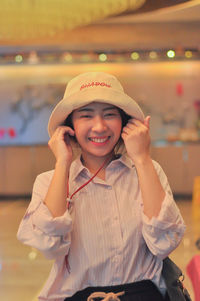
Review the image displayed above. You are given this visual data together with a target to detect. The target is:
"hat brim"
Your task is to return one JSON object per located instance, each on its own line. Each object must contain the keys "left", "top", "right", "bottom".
{"left": 48, "top": 86, "right": 144, "bottom": 137}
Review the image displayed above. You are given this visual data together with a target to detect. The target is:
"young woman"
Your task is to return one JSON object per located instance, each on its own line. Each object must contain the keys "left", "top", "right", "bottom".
{"left": 17, "top": 72, "right": 185, "bottom": 301}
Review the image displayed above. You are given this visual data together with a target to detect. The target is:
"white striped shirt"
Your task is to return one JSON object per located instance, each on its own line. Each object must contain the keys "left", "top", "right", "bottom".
{"left": 17, "top": 154, "right": 185, "bottom": 301}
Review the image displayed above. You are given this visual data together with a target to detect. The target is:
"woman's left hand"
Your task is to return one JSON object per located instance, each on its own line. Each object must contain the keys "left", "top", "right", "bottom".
{"left": 121, "top": 116, "right": 151, "bottom": 165}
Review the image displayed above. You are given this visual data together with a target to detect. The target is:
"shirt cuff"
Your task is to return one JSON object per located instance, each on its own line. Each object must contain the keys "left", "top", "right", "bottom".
{"left": 31, "top": 202, "right": 73, "bottom": 236}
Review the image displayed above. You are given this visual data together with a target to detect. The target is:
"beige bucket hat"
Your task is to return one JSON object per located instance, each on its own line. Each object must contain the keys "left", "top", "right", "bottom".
{"left": 48, "top": 71, "right": 144, "bottom": 137}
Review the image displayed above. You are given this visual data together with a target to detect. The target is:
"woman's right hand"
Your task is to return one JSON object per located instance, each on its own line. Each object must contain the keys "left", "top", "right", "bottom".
{"left": 48, "top": 126, "right": 75, "bottom": 165}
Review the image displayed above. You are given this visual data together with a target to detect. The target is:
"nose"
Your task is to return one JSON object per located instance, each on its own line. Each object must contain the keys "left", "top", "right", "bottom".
{"left": 92, "top": 116, "right": 107, "bottom": 133}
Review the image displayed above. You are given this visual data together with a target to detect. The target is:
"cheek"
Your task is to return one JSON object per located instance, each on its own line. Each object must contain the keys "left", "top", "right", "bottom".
{"left": 73, "top": 121, "right": 87, "bottom": 142}
{"left": 72, "top": 121, "right": 80, "bottom": 139}
{"left": 116, "top": 119, "right": 123, "bottom": 135}
{"left": 110, "top": 120, "right": 122, "bottom": 140}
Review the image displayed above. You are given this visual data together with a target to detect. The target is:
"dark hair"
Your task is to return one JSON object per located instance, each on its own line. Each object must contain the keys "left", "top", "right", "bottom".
{"left": 114, "top": 109, "right": 131, "bottom": 152}
{"left": 63, "top": 112, "right": 73, "bottom": 129}
{"left": 62, "top": 112, "right": 77, "bottom": 142}
{"left": 118, "top": 108, "right": 131, "bottom": 128}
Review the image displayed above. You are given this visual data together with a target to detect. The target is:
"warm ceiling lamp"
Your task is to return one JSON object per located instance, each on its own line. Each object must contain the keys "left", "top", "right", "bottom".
{"left": 0, "top": 0, "right": 145, "bottom": 41}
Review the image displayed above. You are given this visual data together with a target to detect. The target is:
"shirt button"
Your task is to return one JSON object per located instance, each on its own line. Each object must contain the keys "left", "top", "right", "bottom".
{"left": 114, "top": 255, "right": 119, "bottom": 262}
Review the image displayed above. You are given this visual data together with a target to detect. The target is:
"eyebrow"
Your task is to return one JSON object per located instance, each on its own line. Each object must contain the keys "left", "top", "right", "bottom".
{"left": 77, "top": 108, "right": 93, "bottom": 112}
{"left": 103, "top": 106, "right": 117, "bottom": 112}
{"left": 77, "top": 106, "right": 117, "bottom": 113}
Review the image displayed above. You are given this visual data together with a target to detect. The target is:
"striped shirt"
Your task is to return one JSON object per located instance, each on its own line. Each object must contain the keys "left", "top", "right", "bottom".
{"left": 17, "top": 154, "right": 185, "bottom": 301}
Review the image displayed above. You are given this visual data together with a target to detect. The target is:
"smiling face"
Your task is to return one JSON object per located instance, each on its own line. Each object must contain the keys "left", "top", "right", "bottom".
{"left": 71, "top": 102, "right": 122, "bottom": 164}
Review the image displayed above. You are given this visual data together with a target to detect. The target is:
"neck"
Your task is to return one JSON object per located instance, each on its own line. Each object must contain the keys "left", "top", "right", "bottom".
{"left": 81, "top": 152, "right": 115, "bottom": 175}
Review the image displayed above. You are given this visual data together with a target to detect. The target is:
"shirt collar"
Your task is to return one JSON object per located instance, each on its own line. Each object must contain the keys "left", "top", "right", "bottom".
{"left": 70, "top": 156, "right": 88, "bottom": 182}
{"left": 110, "top": 153, "right": 134, "bottom": 169}
{"left": 70, "top": 153, "right": 134, "bottom": 182}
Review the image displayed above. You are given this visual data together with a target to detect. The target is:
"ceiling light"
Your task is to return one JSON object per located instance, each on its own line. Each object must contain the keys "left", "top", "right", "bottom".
{"left": 167, "top": 50, "right": 175, "bottom": 59}
{"left": 131, "top": 52, "right": 139, "bottom": 60}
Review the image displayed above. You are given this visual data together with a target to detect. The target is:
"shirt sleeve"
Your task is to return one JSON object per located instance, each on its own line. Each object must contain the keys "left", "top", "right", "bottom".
{"left": 141, "top": 161, "right": 186, "bottom": 259}
{"left": 17, "top": 171, "right": 73, "bottom": 260}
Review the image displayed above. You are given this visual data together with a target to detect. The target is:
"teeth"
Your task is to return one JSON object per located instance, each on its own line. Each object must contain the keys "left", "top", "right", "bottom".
{"left": 90, "top": 137, "right": 108, "bottom": 143}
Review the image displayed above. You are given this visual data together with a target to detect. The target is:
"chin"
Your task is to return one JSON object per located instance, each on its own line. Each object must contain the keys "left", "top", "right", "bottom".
{"left": 91, "top": 150, "right": 114, "bottom": 158}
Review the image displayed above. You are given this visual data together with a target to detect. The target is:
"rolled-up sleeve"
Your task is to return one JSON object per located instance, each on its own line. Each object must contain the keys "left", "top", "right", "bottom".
{"left": 142, "top": 161, "right": 186, "bottom": 259}
{"left": 17, "top": 171, "right": 73, "bottom": 260}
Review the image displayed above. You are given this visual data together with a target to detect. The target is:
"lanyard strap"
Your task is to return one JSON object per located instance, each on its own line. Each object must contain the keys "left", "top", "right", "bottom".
{"left": 65, "top": 155, "right": 113, "bottom": 272}
{"left": 66, "top": 155, "right": 112, "bottom": 209}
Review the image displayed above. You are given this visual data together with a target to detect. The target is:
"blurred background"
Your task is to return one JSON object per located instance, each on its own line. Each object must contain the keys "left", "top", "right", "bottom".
{"left": 0, "top": 0, "right": 200, "bottom": 300}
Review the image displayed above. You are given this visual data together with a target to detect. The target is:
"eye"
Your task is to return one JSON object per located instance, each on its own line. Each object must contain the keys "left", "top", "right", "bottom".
{"left": 104, "top": 111, "right": 119, "bottom": 118}
{"left": 105, "top": 113, "right": 115, "bottom": 117}
{"left": 80, "top": 115, "right": 92, "bottom": 118}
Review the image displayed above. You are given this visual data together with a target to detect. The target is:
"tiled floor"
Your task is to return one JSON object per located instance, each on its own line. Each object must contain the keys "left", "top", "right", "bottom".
{"left": 0, "top": 199, "right": 199, "bottom": 301}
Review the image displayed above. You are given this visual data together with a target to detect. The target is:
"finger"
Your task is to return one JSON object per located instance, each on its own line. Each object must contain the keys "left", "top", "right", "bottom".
{"left": 121, "top": 132, "right": 127, "bottom": 140}
{"left": 123, "top": 118, "right": 138, "bottom": 130}
{"left": 66, "top": 127, "right": 75, "bottom": 136}
{"left": 144, "top": 116, "right": 151, "bottom": 128}
{"left": 124, "top": 120, "right": 146, "bottom": 133}
{"left": 57, "top": 126, "right": 75, "bottom": 137}
{"left": 64, "top": 132, "right": 72, "bottom": 145}
{"left": 127, "top": 118, "right": 143, "bottom": 127}
{"left": 129, "top": 117, "right": 150, "bottom": 130}
{"left": 122, "top": 126, "right": 133, "bottom": 135}
{"left": 62, "top": 126, "right": 75, "bottom": 136}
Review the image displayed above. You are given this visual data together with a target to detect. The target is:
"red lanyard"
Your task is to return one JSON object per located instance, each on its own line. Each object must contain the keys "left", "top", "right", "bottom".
{"left": 65, "top": 154, "right": 113, "bottom": 272}
{"left": 66, "top": 155, "right": 112, "bottom": 209}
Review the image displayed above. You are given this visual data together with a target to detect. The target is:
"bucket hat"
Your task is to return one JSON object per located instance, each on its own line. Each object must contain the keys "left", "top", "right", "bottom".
{"left": 48, "top": 71, "right": 144, "bottom": 137}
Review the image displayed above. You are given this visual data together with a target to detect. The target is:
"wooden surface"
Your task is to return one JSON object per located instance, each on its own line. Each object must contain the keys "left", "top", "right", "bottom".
{"left": 0, "top": 144, "right": 199, "bottom": 195}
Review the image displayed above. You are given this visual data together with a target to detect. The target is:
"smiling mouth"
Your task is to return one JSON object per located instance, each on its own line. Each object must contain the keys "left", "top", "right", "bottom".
{"left": 88, "top": 137, "right": 110, "bottom": 143}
